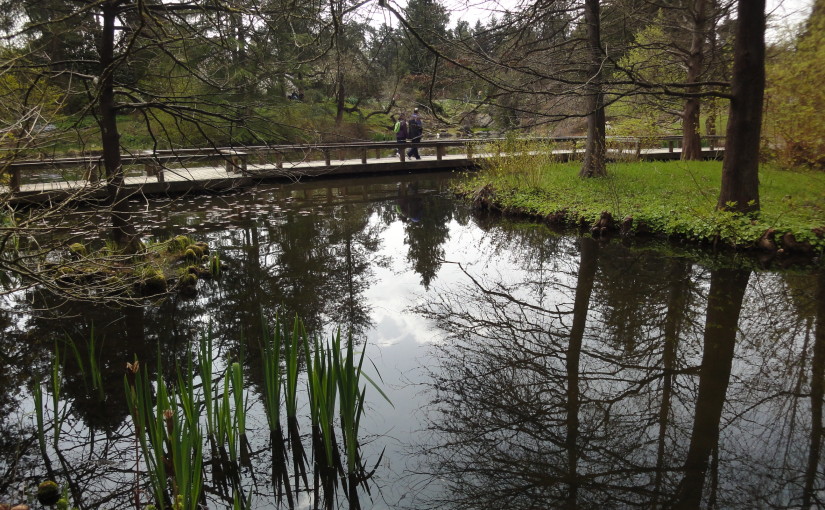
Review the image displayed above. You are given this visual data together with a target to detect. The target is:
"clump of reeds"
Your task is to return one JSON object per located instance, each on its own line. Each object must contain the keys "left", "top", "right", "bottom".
{"left": 124, "top": 355, "right": 203, "bottom": 510}
{"left": 260, "top": 316, "right": 292, "bottom": 508}
{"left": 34, "top": 315, "right": 391, "bottom": 510}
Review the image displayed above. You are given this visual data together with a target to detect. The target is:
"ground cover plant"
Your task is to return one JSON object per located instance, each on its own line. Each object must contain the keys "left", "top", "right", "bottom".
{"left": 457, "top": 149, "right": 825, "bottom": 256}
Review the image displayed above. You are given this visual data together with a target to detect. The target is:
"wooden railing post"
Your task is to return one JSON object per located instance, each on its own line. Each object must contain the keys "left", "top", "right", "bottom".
{"left": 361, "top": 148, "right": 367, "bottom": 164}
{"left": 86, "top": 160, "right": 100, "bottom": 182}
{"left": 437, "top": 144, "right": 445, "bottom": 161}
{"left": 467, "top": 143, "right": 473, "bottom": 160}
{"left": 9, "top": 167, "right": 20, "bottom": 192}
{"left": 635, "top": 138, "right": 642, "bottom": 158}
{"left": 571, "top": 140, "right": 577, "bottom": 157}
{"left": 668, "top": 140, "right": 674, "bottom": 153}
{"left": 399, "top": 145, "right": 406, "bottom": 162}
{"left": 323, "top": 149, "right": 331, "bottom": 167}
{"left": 275, "top": 152, "right": 283, "bottom": 169}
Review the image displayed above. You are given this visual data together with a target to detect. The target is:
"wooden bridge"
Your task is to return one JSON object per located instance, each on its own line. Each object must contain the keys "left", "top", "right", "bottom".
{"left": 1, "top": 135, "right": 724, "bottom": 205}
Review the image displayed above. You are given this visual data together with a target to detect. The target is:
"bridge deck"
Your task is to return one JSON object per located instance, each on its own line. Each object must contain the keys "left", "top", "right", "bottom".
{"left": 4, "top": 144, "right": 723, "bottom": 205}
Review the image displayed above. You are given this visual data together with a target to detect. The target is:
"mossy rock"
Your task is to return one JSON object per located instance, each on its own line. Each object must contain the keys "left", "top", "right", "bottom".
{"left": 167, "top": 235, "right": 193, "bottom": 253}
{"left": 140, "top": 272, "right": 168, "bottom": 295}
{"left": 180, "top": 272, "right": 198, "bottom": 286}
{"left": 179, "top": 272, "right": 198, "bottom": 297}
{"left": 37, "top": 480, "right": 60, "bottom": 506}
{"left": 185, "top": 244, "right": 204, "bottom": 258}
{"left": 68, "top": 243, "right": 87, "bottom": 259}
{"left": 195, "top": 241, "right": 209, "bottom": 255}
{"left": 183, "top": 248, "right": 198, "bottom": 264}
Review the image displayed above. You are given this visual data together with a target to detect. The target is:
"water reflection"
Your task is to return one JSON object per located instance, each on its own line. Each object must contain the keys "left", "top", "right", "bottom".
{"left": 416, "top": 233, "right": 824, "bottom": 509}
{"left": 0, "top": 173, "right": 822, "bottom": 509}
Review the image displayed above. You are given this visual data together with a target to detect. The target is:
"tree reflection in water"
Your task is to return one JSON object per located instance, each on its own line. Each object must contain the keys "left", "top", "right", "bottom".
{"left": 0, "top": 174, "right": 822, "bottom": 509}
{"left": 416, "top": 233, "right": 825, "bottom": 509}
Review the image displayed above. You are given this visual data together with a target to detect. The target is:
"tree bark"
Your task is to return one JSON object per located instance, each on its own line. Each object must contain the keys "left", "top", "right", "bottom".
{"left": 579, "top": 0, "right": 607, "bottom": 178}
{"left": 100, "top": 0, "right": 139, "bottom": 251}
{"left": 717, "top": 0, "right": 765, "bottom": 213}
{"left": 681, "top": 0, "right": 708, "bottom": 161}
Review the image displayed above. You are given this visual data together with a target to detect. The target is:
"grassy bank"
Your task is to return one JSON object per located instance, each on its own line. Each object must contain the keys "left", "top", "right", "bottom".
{"left": 455, "top": 152, "right": 825, "bottom": 256}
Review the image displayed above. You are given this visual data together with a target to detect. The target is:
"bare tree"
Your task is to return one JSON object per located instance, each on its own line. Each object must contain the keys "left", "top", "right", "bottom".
{"left": 717, "top": 0, "right": 765, "bottom": 213}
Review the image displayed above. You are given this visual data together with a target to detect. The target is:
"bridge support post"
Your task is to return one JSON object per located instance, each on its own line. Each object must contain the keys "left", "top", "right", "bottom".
{"left": 466, "top": 143, "right": 473, "bottom": 160}
{"left": 361, "top": 148, "right": 367, "bottom": 164}
{"left": 145, "top": 162, "right": 164, "bottom": 183}
{"left": 668, "top": 141, "right": 674, "bottom": 153}
{"left": 275, "top": 152, "right": 283, "bottom": 169}
{"left": 225, "top": 153, "right": 247, "bottom": 174}
{"left": 323, "top": 149, "right": 331, "bottom": 167}
{"left": 437, "top": 145, "right": 445, "bottom": 161}
{"left": 635, "top": 138, "right": 642, "bottom": 159}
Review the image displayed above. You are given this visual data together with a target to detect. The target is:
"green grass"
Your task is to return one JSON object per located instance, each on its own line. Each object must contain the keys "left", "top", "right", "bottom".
{"left": 457, "top": 157, "right": 825, "bottom": 254}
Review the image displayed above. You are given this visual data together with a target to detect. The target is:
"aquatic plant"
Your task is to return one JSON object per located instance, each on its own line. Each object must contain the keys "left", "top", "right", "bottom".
{"left": 64, "top": 328, "right": 104, "bottom": 402}
{"left": 284, "top": 317, "right": 309, "bottom": 493}
{"left": 260, "top": 317, "right": 292, "bottom": 507}
{"left": 209, "top": 253, "right": 222, "bottom": 277}
{"left": 124, "top": 356, "right": 204, "bottom": 510}
{"left": 31, "top": 315, "right": 390, "bottom": 509}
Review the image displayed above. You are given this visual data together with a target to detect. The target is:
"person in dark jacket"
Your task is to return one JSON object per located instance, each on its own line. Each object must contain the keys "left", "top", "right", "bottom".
{"left": 394, "top": 113, "right": 408, "bottom": 158}
{"left": 407, "top": 108, "right": 423, "bottom": 160}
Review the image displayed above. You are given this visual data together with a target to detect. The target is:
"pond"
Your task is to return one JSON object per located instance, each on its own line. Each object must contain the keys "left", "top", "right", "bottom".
{"left": 1, "top": 171, "right": 823, "bottom": 509}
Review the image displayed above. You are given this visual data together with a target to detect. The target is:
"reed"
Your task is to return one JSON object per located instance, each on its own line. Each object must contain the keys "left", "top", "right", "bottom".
{"left": 260, "top": 316, "right": 293, "bottom": 508}
{"left": 209, "top": 252, "right": 222, "bottom": 277}
{"left": 170, "top": 361, "right": 205, "bottom": 510}
{"left": 112, "top": 316, "right": 390, "bottom": 508}
{"left": 284, "top": 316, "right": 309, "bottom": 493}
{"left": 333, "top": 331, "right": 366, "bottom": 510}
{"left": 305, "top": 330, "right": 340, "bottom": 510}
{"left": 124, "top": 356, "right": 171, "bottom": 508}
{"left": 33, "top": 375, "right": 56, "bottom": 479}
{"left": 125, "top": 356, "right": 205, "bottom": 510}
{"left": 64, "top": 328, "right": 106, "bottom": 403}
{"left": 230, "top": 361, "right": 252, "bottom": 467}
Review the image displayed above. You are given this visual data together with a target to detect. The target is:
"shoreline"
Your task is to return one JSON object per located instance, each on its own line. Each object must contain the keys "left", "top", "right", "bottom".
{"left": 453, "top": 160, "right": 825, "bottom": 263}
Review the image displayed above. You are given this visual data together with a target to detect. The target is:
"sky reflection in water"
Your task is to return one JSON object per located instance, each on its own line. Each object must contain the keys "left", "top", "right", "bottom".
{"left": 0, "top": 172, "right": 823, "bottom": 509}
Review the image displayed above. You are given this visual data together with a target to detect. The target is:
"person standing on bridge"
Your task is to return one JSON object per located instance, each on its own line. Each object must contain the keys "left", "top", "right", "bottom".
{"left": 394, "top": 113, "right": 408, "bottom": 159}
{"left": 407, "top": 108, "right": 423, "bottom": 160}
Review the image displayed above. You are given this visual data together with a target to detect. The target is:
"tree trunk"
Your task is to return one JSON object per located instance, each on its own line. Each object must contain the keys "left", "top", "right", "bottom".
{"left": 673, "top": 268, "right": 750, "bottom": 509}
{"left": 564, "top": 237, "right": 598, "bottom": 508}
{"left": 579, "top": 0, "right": 607, "bottom": 178}
{"left": 682, "top": 0, "right": 707, "bottom": 161}
{"left": 802, "top": 271, "right": 825, "bottom": 508}
{"left": 100, "top": 1, "right": 139, "bottom": 251}
{"left": 717, "top": 0, "right": 765, "bottom": 213}
{"left": 652, "top": 259, "right": 692, "bottom": 509}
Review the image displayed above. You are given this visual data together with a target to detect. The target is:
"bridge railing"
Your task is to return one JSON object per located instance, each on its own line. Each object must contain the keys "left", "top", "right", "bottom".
{"left": 1, "top": 135, "right": 725, "bottom": 193}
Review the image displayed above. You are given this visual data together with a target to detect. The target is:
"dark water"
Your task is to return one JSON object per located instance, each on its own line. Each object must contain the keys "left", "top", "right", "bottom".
{"left": 1, "top": 172, "right": 824, "bottom": 509}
